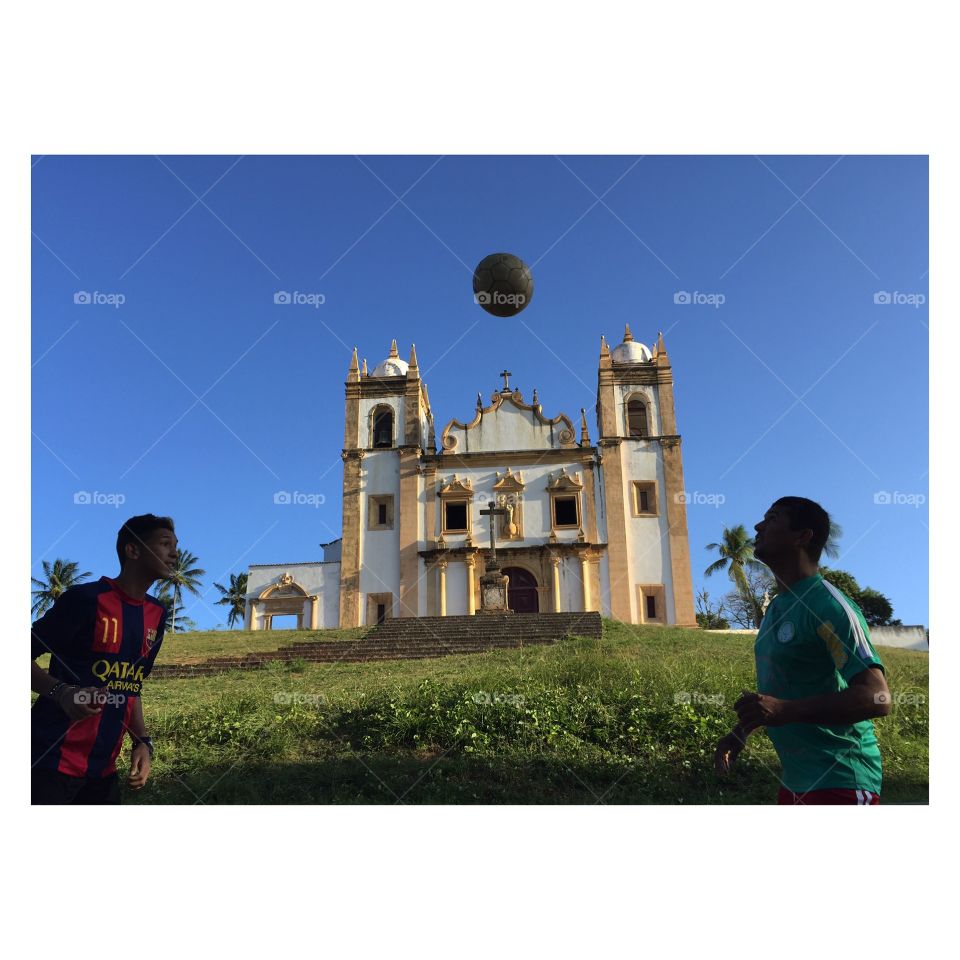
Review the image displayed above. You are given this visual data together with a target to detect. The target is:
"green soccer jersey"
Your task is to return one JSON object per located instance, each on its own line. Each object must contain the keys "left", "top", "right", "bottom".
{"left": 754, "top": 572, "right": 885, "bottom": 794}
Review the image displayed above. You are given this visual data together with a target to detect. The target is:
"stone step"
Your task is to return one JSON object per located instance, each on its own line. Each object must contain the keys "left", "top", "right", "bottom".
{"left": 150, "top": 612, "right": 602, "bottom": 679}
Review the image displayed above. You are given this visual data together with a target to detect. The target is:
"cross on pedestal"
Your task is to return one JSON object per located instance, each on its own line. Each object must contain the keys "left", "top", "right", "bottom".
{"left": 479, "top": 501, "right": 508, "bottom": 566}
{"left": 499, "top": 369, "right": 512, "bottom": 392}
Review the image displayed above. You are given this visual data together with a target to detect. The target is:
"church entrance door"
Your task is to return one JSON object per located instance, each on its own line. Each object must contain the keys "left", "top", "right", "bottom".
{"left": 503, "top": 566, "right": 539, "bottom": 613}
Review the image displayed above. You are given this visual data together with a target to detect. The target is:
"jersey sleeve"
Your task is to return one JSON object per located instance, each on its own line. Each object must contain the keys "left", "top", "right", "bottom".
{"left": 814, "top": 581, "right": 884, "bottom": 682}
{"left": 31, "top": 587, "right": 86, "bottom": 660}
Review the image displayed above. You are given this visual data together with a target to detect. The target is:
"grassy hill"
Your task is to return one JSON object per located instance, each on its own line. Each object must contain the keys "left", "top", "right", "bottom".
{"left": 118, "top": 620, "right": 927, "bottom": 805}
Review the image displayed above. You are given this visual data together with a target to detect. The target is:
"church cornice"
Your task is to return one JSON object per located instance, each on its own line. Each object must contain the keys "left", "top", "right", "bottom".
{"left": 422, "top": 448, "right": 597, "bottom": 468}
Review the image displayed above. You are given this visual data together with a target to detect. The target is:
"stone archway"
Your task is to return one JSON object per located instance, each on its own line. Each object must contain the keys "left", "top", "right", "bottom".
{"left": 248, "top": 573, "right": 319, "bottom": 631}
{"left": 502, "top": 566, "right": 539, "bottom": 613}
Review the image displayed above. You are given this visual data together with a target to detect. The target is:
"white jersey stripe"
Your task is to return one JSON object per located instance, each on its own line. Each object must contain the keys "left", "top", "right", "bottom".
{"left": 822, "top": 580, "right": 873, "bottom": 660}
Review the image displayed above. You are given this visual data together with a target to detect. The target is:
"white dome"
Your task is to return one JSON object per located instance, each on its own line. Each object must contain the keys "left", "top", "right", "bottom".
{"left": 371, "top": 357, "right": 409, "bottom": 377}
{"left": 611, "top": 340, "right": 652, "bottom": 364}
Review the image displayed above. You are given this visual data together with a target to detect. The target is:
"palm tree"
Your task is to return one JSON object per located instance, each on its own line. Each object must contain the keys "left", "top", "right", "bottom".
{"left": 31, "top": 559, "right": 92, "bottom": 618}
{"left": 213, "top": 572, "right": 248, "bottom": 628}
{"left": 154, "top": 583, "right": 197, "bottom": 633}
{"left": 153, "top": 548, "right": 205, "bottom": 635}
{"left": 705, "top": 525, "right": 768, "bottom": 627}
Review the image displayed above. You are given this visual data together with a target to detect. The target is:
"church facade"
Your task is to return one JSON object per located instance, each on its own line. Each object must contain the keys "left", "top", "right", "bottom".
{"left": 244, "top": 327, "right": 696, "bottom": 629}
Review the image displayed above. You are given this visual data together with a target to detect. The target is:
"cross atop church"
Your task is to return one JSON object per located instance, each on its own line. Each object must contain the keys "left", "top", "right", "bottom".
{"left": 499, "top": 369, "right": 512, "bottom": 391}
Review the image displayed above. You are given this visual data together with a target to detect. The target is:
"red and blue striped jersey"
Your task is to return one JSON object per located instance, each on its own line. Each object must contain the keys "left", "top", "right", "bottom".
{"left": 31, "top": 577, "right": 167, "bottom": 778}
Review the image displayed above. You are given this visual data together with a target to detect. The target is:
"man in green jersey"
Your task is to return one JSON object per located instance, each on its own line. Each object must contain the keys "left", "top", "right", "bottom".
{"left": 714, "top": 496, "right": 892, "bottom": 804}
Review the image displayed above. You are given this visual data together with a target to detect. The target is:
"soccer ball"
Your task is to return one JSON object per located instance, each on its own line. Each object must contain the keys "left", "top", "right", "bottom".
{"left": 472, "top": 253, "right": 534, "bottom": 317}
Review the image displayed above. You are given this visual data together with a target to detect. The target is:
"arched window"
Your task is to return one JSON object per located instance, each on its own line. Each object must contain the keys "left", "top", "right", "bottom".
{"left": 626, "top": 397, "right": 648, "bottom": 438}
{"left": 372, "top": 406, "right": 394, "bottom": 448}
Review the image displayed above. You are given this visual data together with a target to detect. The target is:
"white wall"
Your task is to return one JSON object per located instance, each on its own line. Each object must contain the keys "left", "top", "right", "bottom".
{"left": 245, "top": 561, "right": 341, "bottom": 629}
{"left": 444, "top": 560, "right": 469, "bottom": 616}
{"left": 359, "top": 448, "right": 401, "bottom": 605}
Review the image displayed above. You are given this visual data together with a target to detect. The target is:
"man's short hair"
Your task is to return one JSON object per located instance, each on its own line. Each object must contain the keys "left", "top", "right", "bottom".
{"left": 771, "top": 496, "right": 830, "bottom": 562}
{"left": 116, "top": 514, "right": 175, "bottom": 567}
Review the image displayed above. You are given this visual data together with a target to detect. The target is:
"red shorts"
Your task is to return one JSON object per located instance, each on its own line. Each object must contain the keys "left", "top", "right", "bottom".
{"left": 778, "top": 786, "right": 880, "bottom": 805}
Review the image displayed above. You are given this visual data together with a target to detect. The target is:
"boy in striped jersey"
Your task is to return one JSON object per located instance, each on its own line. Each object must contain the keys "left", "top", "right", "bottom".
{"left": 31, "top": 515, "right": 176, "bottom": 804}
{"left": 714, "top": 497, "right": 891, "bottom": 804}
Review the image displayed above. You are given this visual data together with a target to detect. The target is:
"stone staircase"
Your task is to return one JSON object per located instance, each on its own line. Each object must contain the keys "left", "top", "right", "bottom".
{"left": 151, "top": 612, "right": 603, "bottom": 679}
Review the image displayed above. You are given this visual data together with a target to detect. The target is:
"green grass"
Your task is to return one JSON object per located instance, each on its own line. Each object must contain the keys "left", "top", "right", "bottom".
{"left": 152, "top": 625, "right": 369, "bottom": 664}
{"left": 113, "top": 620, "right": 927, "bottom": 805}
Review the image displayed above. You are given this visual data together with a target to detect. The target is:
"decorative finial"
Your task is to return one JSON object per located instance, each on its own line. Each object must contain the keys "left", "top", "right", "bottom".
{"left": 348, "top": 346, "right": 359, "bottom": 382}
{"left": 600, "top": 335, "right": 610, "bottom": 358}
{"left": 477, "top": 391, "right": 483, "bottom": 411}
{"left": 361, "top": 358, "right": 368, "bottom": 376}
{"left": 656, "top": 330, "right": 667, "bottom": 362}
{"left": 580, "top": 408, "right": 590, "bottom": 444}
{"left": 408, "top": 343, "right": 418, "bottom": 368}
{"left": 389, "top": 339, "right": 399, "bottom": 359}
{"left": 532, "top": 388, "right": 539, "bottom": 405}
{"left": 623, "top": 323, "right": 634, "bottom": 342}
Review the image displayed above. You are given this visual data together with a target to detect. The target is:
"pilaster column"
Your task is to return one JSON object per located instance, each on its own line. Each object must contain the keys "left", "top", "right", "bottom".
{"left": 465, "top": 555, "right": 476, "bottom": 615}
{"left": 438, "top": 559, "right": 448, "bottom": 617}
{"left": 310, "top": 596, "right": 319, "bottom": 630}
{"left": 551, "top": 555, "right": 562, "bottom": 612}
{"left": 580, "top": 555, "right": 592, "bottom": 611}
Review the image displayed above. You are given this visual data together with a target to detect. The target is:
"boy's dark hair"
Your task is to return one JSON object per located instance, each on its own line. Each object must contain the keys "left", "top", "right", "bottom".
{"left": 771, "top": 496, "right": 831, "bottom": 563}
{"left": 116, "top": 514, "right": 175, "bottom": 567}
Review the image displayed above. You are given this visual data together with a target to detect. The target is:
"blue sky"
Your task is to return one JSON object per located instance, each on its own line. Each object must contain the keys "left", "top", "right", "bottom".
{"left": 31, "top": 155, "right": 928, "bottom": 628}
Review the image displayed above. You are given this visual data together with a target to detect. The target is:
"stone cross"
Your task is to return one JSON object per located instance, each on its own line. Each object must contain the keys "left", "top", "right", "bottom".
{"left": 479, "top": 501, "right": 508, "bottom": 565}
{"left": 499, "top": 369, "right": 512, "bottom": 391}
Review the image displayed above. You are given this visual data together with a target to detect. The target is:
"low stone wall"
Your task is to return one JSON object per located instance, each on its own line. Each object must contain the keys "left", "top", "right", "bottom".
{"left": 871, "top": 625, "right": 928, "bottom": 651}
{"left": 705, "top": 625, "right": 928, "bottom": 651}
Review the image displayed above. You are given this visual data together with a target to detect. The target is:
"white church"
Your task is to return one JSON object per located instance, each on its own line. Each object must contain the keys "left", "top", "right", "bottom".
{"left": 244, "top": 327, "right": 696, "bottom": 630}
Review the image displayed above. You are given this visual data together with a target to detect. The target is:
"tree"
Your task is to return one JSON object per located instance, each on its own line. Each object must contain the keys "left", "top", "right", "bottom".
{"left": 856, "top": 588, "right": 900, "bottom": 627}
{"left": 695, "top": 588, "right": 730, "bottom": 629}
{"left": 818, "top": 567, "right": 900, "bottom": 626}
{"left": 213, "top": 572, "right": 248, "bottom": 628}
{"left": 153, "top": 548, "right": 205, "bottom": 635}
{"left": 724, "top": 566, "right": 776, "bottom": 629}
{"left": 154, "top": 583, "right": 197, "bottom": 633}
{"left": 705, "top": 525, "right": 769, "bottom": 628}
{"left": 819, "top": 565, "right": 861, "bottom": 598}
{"left": 31, "top": 559, "right": 92, "bottom": 618}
